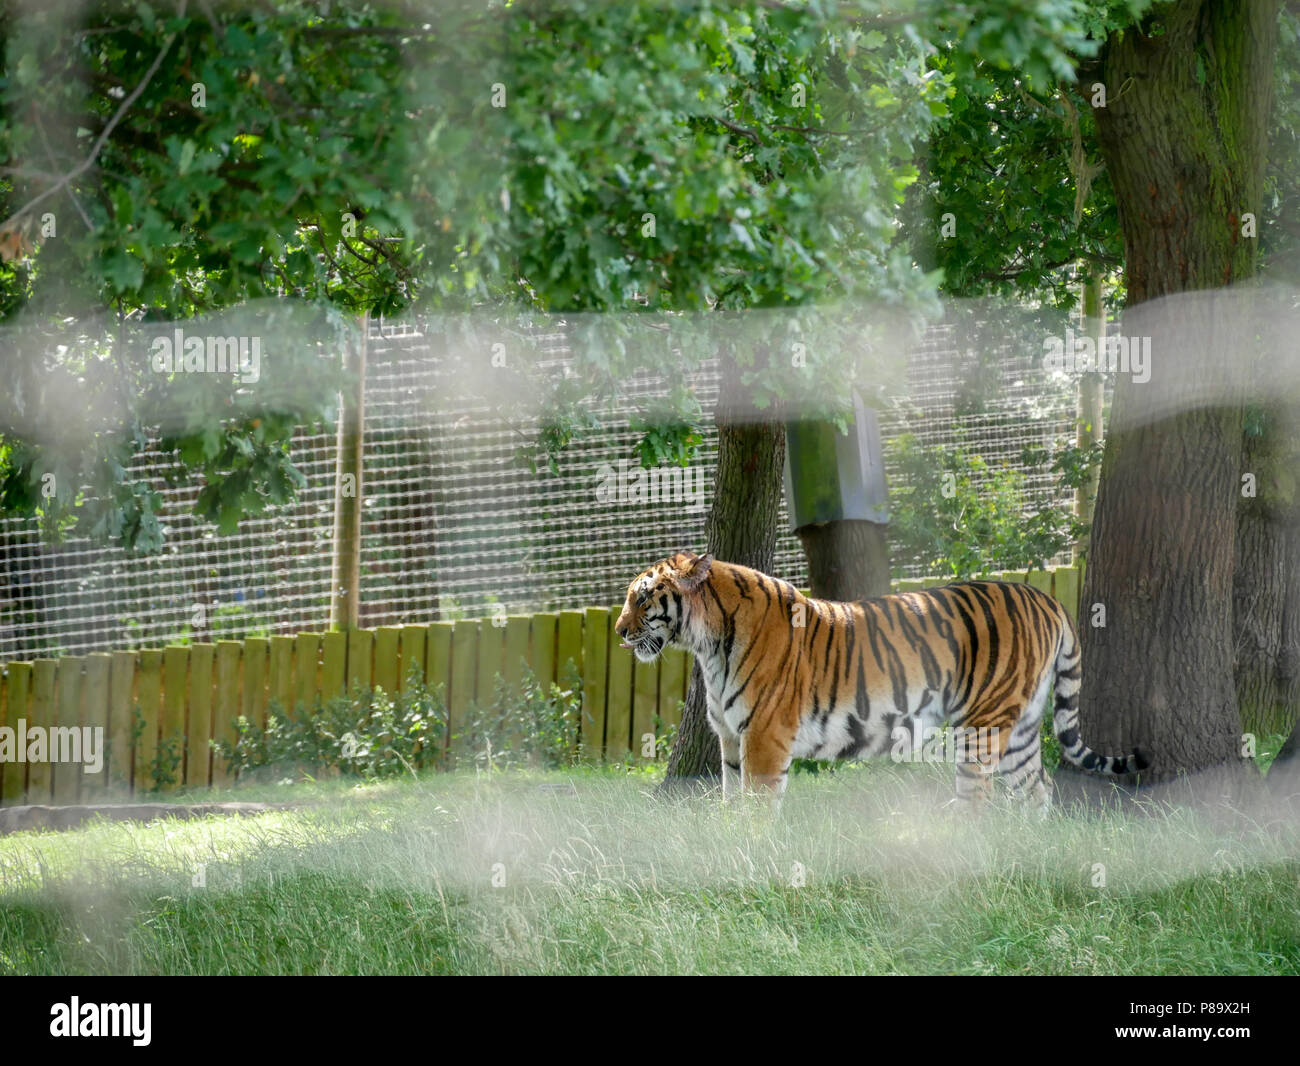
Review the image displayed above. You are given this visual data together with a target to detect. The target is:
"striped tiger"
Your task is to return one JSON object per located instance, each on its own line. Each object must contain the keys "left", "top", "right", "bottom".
{"left": 615, "top": 550, "right": 1147, "bottom": 809}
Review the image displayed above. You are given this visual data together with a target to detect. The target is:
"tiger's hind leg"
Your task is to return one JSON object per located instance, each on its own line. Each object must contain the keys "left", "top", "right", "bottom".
{"left": 994, "top": 670, "right": 1053, "bottom": 816}
{"left": 953, "top": 719, "right": 1008, "bottom": 812}
{"left": 998, "top": 745, "right": 1051, "bottom": 816}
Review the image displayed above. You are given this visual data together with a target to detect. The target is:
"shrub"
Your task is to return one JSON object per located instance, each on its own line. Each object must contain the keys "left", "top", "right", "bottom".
{"left": 213, "top": 666, "right": 584, "bottom": 780}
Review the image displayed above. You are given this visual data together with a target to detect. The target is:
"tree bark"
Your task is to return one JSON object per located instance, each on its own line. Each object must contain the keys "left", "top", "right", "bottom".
{"left": 1269, "top": 713, "right": 1300, "bottom": 805}
{"left": 798, "top": 520, "right": 890, "bottom": 601}
{"left": 1234, "top": 409, "right": 1300, "bottom": 742}
{"left": 664, "top": 355, "right": 786, "bottom": 782}
{"left": 1072, "top": 1, "right": 1280, "bottom": 789}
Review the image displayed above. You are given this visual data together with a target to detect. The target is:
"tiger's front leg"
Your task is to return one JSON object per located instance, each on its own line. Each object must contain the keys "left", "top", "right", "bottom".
{"left": 741, "top": 729, "right": 793, "bottom": 804}
{"left": 719, "top": 730, "right": 743, "bottom": 802}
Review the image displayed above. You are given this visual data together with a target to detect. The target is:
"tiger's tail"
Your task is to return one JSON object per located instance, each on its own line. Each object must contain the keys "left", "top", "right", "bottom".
{"left": 1050, "top": 607, "right": 1149, "bottom": 776}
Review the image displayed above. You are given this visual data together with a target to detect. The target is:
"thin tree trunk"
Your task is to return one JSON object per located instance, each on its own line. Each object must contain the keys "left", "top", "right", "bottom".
{"left": 1071, "top": 1, "right": 1279, "bottom": 790}
{"left": 664, "top": 355, "right": 786, "bottom": 782}
{"left": 798, "top": 520, "right": 890, "bottom": 601}
{"left": 1075, "top": 270, "right": 1104, "bottom": 563}
{"left": 330, "top": 315, "right": 367, "bottom": 631}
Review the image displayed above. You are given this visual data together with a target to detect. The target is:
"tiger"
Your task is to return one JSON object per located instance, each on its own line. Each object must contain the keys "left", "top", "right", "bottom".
{"left": 615, "top": 550, "right": 1147, "bottom": 809}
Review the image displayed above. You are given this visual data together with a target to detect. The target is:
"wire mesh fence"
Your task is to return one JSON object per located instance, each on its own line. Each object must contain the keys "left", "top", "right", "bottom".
{"left": 0, "top": 311, "right": 1082, "bottom": 661}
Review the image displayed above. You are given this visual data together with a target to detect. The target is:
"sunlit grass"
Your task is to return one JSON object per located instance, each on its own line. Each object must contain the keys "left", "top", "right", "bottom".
{"left": 0, "top": 763, "right": 1297, "bottom": 975}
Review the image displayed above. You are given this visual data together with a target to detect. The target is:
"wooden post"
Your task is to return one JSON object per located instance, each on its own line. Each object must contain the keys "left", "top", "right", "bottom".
{"left": 187, "top": 644, "right": 215, "bottom": 787}
{"left": 211, "top": 641, "right": 242, "bottom": 786}
{"left": 2, "top": 663, "right": 32, "bottom": 803}
{"left": 1076, "top": 270, "right": 1104, "bottom": 563}
{"left": 330, "top": 313, "right": 367, "bottom": 630}
{"left": 580, "top": 608, "right": 609, "bottom": 759}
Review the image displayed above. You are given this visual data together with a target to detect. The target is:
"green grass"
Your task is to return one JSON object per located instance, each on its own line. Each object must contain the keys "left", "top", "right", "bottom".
{"left": 1, "top": 763, "right": 1297, "bottom": 975}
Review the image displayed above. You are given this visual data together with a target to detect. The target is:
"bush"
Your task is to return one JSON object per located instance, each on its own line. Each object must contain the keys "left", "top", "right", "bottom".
{"left": 459, "top": 669, "right": 584, "bottom": 771}
{"left": 213, "top": 666, "right": 584, "bottom": 781}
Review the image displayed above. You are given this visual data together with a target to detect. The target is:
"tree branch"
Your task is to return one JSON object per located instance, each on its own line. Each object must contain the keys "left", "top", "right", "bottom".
{"left": 710, "top": 116, "right": 763, "bottom": 144}
{"left": 0, "top": 0, "right": 189, "bottom": 230}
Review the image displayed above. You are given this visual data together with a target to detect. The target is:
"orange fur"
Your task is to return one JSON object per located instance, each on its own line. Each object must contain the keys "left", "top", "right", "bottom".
{"left": 616, "top": 551, "right": 1145, "bottom": 807}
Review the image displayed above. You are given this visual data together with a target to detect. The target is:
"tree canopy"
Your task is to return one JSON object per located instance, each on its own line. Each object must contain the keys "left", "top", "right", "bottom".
{"left": 2, "top": 0, "right": 1124, "bottom": 549}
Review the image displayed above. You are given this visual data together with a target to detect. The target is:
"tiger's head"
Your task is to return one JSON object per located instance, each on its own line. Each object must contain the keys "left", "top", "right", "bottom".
{"left": 614, "top": 551, "right": 713, "bottom": 662}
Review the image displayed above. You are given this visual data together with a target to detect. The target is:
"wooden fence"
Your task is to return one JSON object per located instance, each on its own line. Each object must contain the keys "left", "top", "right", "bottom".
{"left": 0, "top": 564, "right": 1084, "bottom": 805}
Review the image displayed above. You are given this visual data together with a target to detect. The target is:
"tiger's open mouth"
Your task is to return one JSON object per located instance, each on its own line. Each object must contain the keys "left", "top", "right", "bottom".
{"left": 621, "top": 633, "right": 664, "bottom": 661}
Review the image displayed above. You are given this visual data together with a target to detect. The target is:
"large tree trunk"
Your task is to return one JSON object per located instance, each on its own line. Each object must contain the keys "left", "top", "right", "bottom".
{"left": 798, "top": 520, "right": 890, "bottom": 601}
{"left": 1070, "top": 1, "right": 1279, "bottom": 790}
{"left": 1236, "top": 394, "right": 1300, "bottom": 803}
{"left": 1269, "top": 712, "right": 1300, "bottom": 804}
{"left": 664, "top": 356, "right": 786, "bottom": 782}
{"left": 1234, "top": 407, "right": 1300, "bottom": 742}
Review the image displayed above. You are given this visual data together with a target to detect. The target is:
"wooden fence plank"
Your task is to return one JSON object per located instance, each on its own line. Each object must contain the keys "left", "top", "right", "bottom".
{"left": 504, "top": 616, "right": 531, "bottom": 689}
{"left": 555, "top": 611, "right": 583, "bottom": 757}
{"left": 556, "top": 610, "right": 583, "bottom": 681}
{"left": 1026, "top": 569, "right": 1053, "bottom": 597}
{"left": 397, "top": 625, "right": 430, "bottom": 764}
{"left": 399, "top": 625, "right": 428, "bottom": 692}
{"left": 658, "top": 648, "right": 687, "bottom": 733}
{"left": 134, "top": 650, "right": 164, "bottom": 793}
{"left": 632, "top": 655, "right": 658, "bottom": 762}
{"left": 346, "top": 630, "right": 373, "bottom": 694}
{"left": 605, "top": 613, "right": 633, "bottom": 762}
{"left": 27, "top": 660, "right": 57, "bottom": 802}
{"left": 529, "top": 612, "right": 558, "bottom": 688}
{"left": 321, "top": 631, "right": 348, "bottom": 700}
{"left": 160, "top": 646, "right": 189, "bottom": 792}
{"left": 502, "top": 616, "right": 532, "bottom": 750}
{"left": 243, "top": 638, "right": 269, "bottom": 733}
{"left": 1054, "top": 565, "right": 1081, "bottom": 623}
{"left": 81, "top": 653, "right": 111, "bottom": 799}
{"left": 212, "top": 642, "right": 242, "bottom": 786}
{"left": 448, "top": 620, "right": 479, "bottom": 757}
{"left": 476, "top": 619, "right": 505, "bottom": 710}
{"left": 504, "top": 611, "right": 530, "bottom": 686}
{"left": 293, "top": 633, "right": 320, "bottom": 715}
{"left": 108, "top": 652, "right": 135, "bottom": 793}
{"left": 1, "top": 663, "right": 31, "bottom": 803}
{"left": 580, "top": 608, "right": 609, "bottom": 758}
{"left": 373, "top": 626, "right": 401, "bottom": 695}
{"left": 268, "top": 636, "right": 294, "bottom": 714}
{"left": 187, "top": 644, "right": 215, "bottom": 788}
{"left": 52, "top": 657, "right": 83, "bottom": 803}
{"left": 427, "top": 622, "right": 452, "bottom": 692}
{"left": 0, "top": 667, "right": 7, "bottom": 802}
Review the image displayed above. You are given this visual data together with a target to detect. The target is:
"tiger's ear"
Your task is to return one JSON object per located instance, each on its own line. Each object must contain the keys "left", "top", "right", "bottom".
{"left": 672, "top": 551, "right": 713, "bottom": 592}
